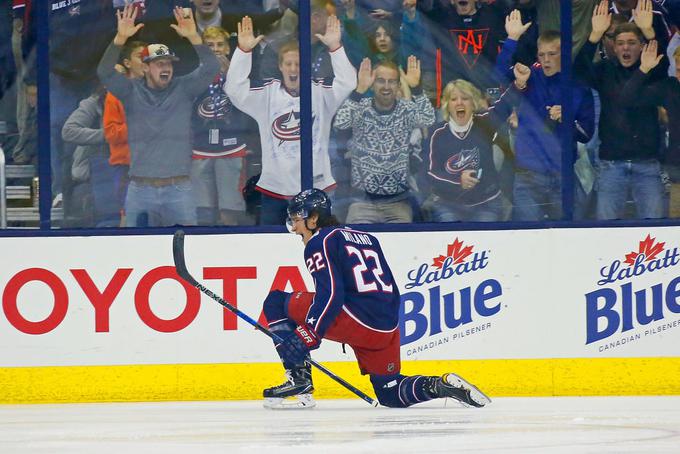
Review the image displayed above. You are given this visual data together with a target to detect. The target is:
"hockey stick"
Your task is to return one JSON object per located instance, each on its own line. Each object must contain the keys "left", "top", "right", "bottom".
{"left": 172, "top": 230, "right": 379, "bottom": 407}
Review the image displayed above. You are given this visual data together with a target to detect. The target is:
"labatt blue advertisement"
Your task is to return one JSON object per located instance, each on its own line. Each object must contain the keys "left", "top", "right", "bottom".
{"left": 585, "top": 234, "right": 680, "bottom": 352}
{"left": 395, "top": 237, "right": 503, "bottom": 357}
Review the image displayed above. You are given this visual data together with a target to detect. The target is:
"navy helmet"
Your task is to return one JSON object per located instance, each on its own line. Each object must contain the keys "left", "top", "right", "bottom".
{"left": 287, "top": 189, "right": 332, "bottom": 224}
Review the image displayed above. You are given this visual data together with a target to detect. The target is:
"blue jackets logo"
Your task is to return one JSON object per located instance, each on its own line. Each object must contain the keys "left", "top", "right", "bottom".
{"left": 272, "top": 110, "right": 301, "bottom": 144}
{"left": 585, "top": 234, "right": 680, "bottom": 348}
{"left": 399, "top": 238, "right": 501, "bottom": 352}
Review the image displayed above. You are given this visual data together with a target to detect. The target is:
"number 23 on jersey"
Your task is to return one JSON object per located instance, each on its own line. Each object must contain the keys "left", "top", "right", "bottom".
{"left": 306, "top": 248, "right": 393, "bottom": 293}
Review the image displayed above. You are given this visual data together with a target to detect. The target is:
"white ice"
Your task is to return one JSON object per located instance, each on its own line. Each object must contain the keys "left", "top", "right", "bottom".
{"left": 1, "top": 397, "right": 680, "bottom": 453}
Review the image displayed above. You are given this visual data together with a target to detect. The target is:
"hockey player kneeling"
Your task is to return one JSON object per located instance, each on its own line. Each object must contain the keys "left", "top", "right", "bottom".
{"left": 261, "top": 189, "right": 492, "bottom": 409}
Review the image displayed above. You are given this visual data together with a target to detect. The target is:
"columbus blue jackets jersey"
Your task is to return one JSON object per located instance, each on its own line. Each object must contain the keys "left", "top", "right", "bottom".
{"left": 302, "top": 227, "right": 400, "bottom": 338}
{"left": 224, "top": 46, "right": 356, "bottom": 197}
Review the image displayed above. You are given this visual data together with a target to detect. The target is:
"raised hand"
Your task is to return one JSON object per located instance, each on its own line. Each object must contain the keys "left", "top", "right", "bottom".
{"left": 316, "top": 15, "right": 342, "bottom": 51}
{"left": 639, "top": 40, "right": 664, "bottom": 73}
{"left": 403, "top": 0, "right": 417, "bottom": 20}
{"left": 369, "top": 9, "right": 392, "bottom": 20}
{"left": 513, "top": 62, "right": 531, "bottom": 88}
{"left": 356, "top": 58, "right": 374, "bottom": 94}
{"left": 170, "top": 7, "right": 200, "bottom": 44}
{"left": 114, "top": 3, "right": 144, "bottom": 46}
{"left": 401, "top": 55, "right": 421, "bottom": 88}
{"left": 633, "top": 0, "right": 655, "bottom": 38}
{"left": 237, "top": 16, "right": 265, "bottom": 52}
{"left": 505, "top": 9, "right": 532, "bottom": 41}
{"left": 590, "top": 0, "right": 611, "bottom": 43}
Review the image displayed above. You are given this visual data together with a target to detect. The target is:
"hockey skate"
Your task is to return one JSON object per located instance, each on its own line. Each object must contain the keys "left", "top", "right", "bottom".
{"left": 263, "top": 366, "right": 315, "bottom": 409}
{"left": 428, "top": 373, "right": 491, "bottom": 408}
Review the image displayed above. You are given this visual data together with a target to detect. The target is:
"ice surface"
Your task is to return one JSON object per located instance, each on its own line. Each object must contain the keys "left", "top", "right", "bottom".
{"left": 1, "top": 397, "right": 679, "bottom": 453}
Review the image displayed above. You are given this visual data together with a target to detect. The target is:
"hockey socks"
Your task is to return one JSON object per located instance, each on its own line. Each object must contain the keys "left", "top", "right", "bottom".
{"left": 370, "top": 374, "right": 435, "bottom": 408}
{"left": 371, "top": 373, "right": 491, "bottom": 408}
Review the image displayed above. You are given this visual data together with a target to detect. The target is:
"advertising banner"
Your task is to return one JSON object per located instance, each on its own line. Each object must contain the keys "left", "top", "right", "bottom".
{"left": 1, "top": 227, "right": 679, "bottom": 369}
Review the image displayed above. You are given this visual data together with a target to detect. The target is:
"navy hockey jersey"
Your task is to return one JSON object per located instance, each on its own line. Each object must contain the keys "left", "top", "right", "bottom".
{"left": 302, "top": 227, "right": 400, "bottom": 338}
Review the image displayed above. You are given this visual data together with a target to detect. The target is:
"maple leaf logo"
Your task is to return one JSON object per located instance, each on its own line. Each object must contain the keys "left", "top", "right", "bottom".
{"left": 623, "top": 234, "right": 665, "bottom": 267}
{"left": 432, "top": 238, "right": 474, "bottom": 269}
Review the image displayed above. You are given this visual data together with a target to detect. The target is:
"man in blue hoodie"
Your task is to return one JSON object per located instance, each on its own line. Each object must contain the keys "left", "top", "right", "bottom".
{"left": 496, "top": 9, "right": 595, "bottom": 221}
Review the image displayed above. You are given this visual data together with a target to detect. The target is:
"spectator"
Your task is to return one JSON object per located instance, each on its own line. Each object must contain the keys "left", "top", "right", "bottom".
{"left": 489, "top": 1, "right": 599, "bottom": 57}
{"left": 192, "top": 0, "right": 287, "bottom": 37}
{"left": 424, "top": 0, "right": 507, "bottom": 100}
{"left": 575, "top": 1, "right": 669, "bottom": 219}
{"left": 400, "top": 0, "right": 436, "bottom": 84}
{"left": 285, "top": 0, "right": 337, "bottom": 79}
{"left": 193, "top": 0, "right": 224, "bottom": 35}
{"left": 98, "top": 5, "right": 219, "bottom": 227}
{"left": 102, "top": 40, "right": 147, "bottom": 227}
{"left": 337, "top": 0, "right": 373, "bottom": 67}
{"left": 61, "top": 86, "right": 109, "bottom": 227}
{"left": 368, "top": 20, "right": 401, "bottom": 65}
{"left": 225, "top": 15, "right": 356, "bottom": 225}
{"left": 190, "top": 26, "right": 257, "bottom": 226}
{"left": 11, "top": 1, "right": 35, "bottom": 66}
{"left": 49, "top": 0, "right": 116, "bottom": 212}
{"left": 600, "top": 13, "right": 630, "bottom": 61}
{"left": 333, "top": 57, "right": 436, "bottom": 223}
{"left": 497, "top": 11, "right": 595, "bottom": 221}
{"left": 0, "top": 1, "right": 16, "bottom": 102}
{"left": 609, "top": 0, "right": 673, "bottom": 51}
{"left": 619, "top": 42, "right": 680, "bottom": 216}
{"left": 11, "top": 0, "right": 34, "bottom": 166}
{"left": 532, "top": 0, "right": 599, "bottom": 56}
{"left": 11, "top": 71, "right": 37, "bottom": 166}
{"left": 424, "top": 67, "right": 528, "bottom": 222}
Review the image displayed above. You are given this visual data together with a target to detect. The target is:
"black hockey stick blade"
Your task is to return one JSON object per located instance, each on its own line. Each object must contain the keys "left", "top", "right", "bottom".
{"left": 171, "top": 229, "right": 379, "bottom": 407}
{"left": 173, "top": 230, "right": 199, "bottom": 287}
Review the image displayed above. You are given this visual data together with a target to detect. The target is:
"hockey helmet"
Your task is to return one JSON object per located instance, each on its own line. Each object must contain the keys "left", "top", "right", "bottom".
{"left": 287, "top": 188, "right": 332, "bottom": 223}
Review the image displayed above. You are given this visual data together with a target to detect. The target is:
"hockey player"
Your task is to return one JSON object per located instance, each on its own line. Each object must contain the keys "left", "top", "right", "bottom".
{"left": 261, "top": 188, "right": 492, "bottom": 409}
{"left": 224, "top": 12, "right": 357, "bottom": 225}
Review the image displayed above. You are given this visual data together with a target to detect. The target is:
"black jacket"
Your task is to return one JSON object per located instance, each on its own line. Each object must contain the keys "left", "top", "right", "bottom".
{"left": 574, "top": 41, "right": 668, "bottom": 161}
{"left": 620, "top": 70, "right": 680, "bottom": 166}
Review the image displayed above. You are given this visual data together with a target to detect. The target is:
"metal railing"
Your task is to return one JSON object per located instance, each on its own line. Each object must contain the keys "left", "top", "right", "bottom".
{"left": 1, "top": 147, "right": 6, "bottom": 228}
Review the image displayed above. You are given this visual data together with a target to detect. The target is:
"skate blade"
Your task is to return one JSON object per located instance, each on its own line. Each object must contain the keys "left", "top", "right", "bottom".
{"left": 445, "top": 373, "right": 492, "bottom": 408}
{"left": 263, "top": 394, "right": 316, "bottom": 410}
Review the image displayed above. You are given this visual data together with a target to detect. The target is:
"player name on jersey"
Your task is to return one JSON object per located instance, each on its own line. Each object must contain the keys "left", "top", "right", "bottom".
{"left": 340, "top": 230, "right": 373, "bottom": 246}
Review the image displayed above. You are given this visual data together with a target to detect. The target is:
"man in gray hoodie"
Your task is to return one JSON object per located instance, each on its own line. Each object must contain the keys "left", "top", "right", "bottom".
{"left": 97, "top": 4, "right": 219, "bottom": 227}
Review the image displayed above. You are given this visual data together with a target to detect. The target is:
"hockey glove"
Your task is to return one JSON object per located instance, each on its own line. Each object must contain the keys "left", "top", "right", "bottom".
{"left": 277, "top": 325, "right": 321, "bottom": 366}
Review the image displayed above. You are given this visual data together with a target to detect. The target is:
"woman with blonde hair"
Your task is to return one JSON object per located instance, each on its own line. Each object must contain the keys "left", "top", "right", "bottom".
{"left": 424, "top": 64, "right": 530, "bottom": 222}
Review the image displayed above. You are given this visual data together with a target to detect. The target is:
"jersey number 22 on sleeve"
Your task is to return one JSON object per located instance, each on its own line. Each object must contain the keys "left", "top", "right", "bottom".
{"left": 305, "top": 252, "right": 326, "bottom": 274}
{"left": 345, "top": 246, "right": 393, "bottom": 293}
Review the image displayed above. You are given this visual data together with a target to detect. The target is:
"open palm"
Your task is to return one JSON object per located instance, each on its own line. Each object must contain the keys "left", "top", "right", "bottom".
{"left": 237, "top": 16, "right": 264, "bottom": 52}
{"left": 115, "top": 3, "right": 144, "bottom": 43}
